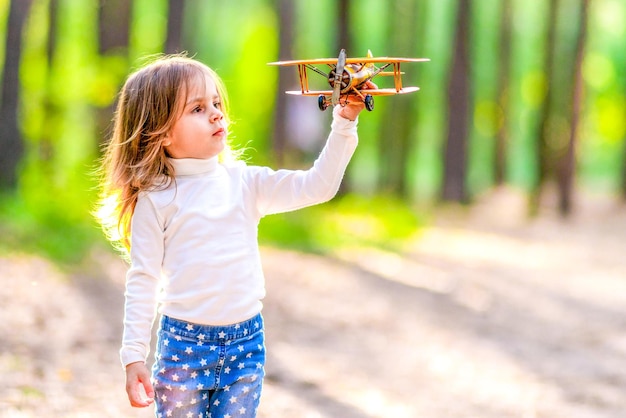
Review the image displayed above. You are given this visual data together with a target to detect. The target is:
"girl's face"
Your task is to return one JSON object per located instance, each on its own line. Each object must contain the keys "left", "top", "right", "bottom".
{"left": 164, "top": 73, "right": 227, "bottom": 159}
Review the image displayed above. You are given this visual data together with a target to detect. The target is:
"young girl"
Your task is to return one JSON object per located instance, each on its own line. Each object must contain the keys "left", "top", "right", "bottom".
{"left": 96, "top": 54, "right": 368, "bottom": 417}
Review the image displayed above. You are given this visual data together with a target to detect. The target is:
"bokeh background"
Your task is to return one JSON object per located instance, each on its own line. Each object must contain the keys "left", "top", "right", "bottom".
{"left": 1, "top": 1, "right": 625, "bottom": 417}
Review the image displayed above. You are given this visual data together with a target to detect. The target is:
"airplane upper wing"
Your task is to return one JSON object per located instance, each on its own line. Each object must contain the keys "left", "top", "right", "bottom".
{"left": 269, "top": 57, "right": 430, "bottom": 66}
{"left": 286, "top": 87, "right": 420, "bottom": 96}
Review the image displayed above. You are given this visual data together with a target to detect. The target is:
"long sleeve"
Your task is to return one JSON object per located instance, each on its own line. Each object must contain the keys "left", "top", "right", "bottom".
{"left": 253, "top": 105, "right": 359, "bottom": 216}
{"left": 120, "top": 195, "right": 164, "bottom": 367}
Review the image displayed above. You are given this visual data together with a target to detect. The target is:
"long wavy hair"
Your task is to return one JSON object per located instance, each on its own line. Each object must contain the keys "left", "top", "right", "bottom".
{"left": 95, "top": 54, "right": 232, "bottom": 255}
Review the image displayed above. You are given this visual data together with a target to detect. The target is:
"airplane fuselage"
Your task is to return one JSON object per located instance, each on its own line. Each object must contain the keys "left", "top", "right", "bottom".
{"left": 328, "top": 63, "right": 377, "bottom": 94}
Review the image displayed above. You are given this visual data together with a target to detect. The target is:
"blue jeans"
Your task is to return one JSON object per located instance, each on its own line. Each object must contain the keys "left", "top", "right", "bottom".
{"left": 152, "top": 313, "right": 265, "bottom": 418}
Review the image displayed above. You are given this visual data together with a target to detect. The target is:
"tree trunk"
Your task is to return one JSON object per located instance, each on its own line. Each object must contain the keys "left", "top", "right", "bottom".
{"left": 532, "top": 0, "right": 586, "bottom": 216}
{"left": 442, "top": 0, "right": 470, "bottom": 203}
{"left": 98, "top": 0, "right": 131, "bottom": 54}
{"left": 271, "top": 0, "right": 296, "bottom": 165}
{"left": 36, "top": 0, "right": 59, "bottom": 167}
{"left": 337, "top": 0, "right": 351, "bottom": 53}
{"left": 96, "top": 0, "right": 131, "bottom": 146}
{"left": 377, "top": 0, "right": 417, "bottom": 197}
{"left": 0, "top": 0, "right": 33, "bottom": 190}
{"left": 622, "top": 137, "right": 626, "bottom": 201}
{"left": 47, "top": 0, "right": 58, "bottom": 67}
{"left": 335, "top": 0, "right": 352, "bottom": 195}
{"left": 495, "top": 0, "right": 512, "bottom": 185}
{"left": 165, "top": 0, "right": 185, "bottom": 54}
{"left": 530, "top": 0, "right": 558, "bottom": 216}
{"left": 555, "top": 0, "right": 589, "bottom": 215}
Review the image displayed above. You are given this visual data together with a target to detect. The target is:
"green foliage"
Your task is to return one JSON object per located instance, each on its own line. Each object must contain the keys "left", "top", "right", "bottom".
{"left": 258, "top": 194, "right": 424, "bottom": 254}
{"left": 1, "top": 0, "right": 625, "bottom": 264}
{"left": 0, "top": 189, "right": 101, "bottom": 264}
{"left": 129, "top": 0, "right": 167, "bottom": 61}
{"left": 580, "top": 0, "right": 626, "bottom": 191}
{"left": 6, "top": 0, "right": 103, "bottom": 264}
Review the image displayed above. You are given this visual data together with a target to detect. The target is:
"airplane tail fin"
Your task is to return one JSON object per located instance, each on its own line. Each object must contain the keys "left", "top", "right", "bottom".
{"left": 365, "top": 50, "right": 376, "bottom": 70}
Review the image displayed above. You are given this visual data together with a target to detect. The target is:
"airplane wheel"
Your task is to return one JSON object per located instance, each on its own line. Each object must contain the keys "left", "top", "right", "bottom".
{"left": 318, "top": 95, "right": 328, "bottom": 111}
{"left": 364, "top": 94, "right": 374, "bottom": 111}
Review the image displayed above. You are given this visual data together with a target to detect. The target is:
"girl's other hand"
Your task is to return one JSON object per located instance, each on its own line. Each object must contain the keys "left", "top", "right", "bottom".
{"left": 337, "top": 81, "right": 378, "bottom": 121}
{"left": 125, "top": 361, "right": 155, "bottom": 408}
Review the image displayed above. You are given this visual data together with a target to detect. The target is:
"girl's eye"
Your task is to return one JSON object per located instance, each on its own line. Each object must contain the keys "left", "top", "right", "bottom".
{"left": 213, "top": 101, "right": 222, "bottom": 110}
{"left": 192, "top": 106, "right": 204, "bottom": 113}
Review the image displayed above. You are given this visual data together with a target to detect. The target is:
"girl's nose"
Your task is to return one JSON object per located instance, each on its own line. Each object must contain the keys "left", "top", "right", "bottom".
{"left": 210, "top": 107, "right": 223, "bottom": 122}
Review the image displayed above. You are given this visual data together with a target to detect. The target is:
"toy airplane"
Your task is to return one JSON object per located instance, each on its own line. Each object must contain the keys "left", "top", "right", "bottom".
{"left": 269, "top": 49, "right": 429, "bottom": 111}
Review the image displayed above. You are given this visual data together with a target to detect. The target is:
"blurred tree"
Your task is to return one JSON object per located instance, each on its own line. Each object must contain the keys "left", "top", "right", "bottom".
{"left": 165, "top": 0, "right": 184, "bottom": 53}
{"left": 96, "top": 0, "right": 131, "bottom": 145}
{"left": 336, "top": 0, "right": 351, "bottom": 195}
{"left": 556, "top": 0, "right": 589, "bottom": 214}
{"left": 377, "top": 0, "right": 418, "bottom": 197}
{"left": 442, "top": 0, "right": 470, "bottom": 203}
{"left": 533, "top": 0, "right": 588, "bottom": 215}
{"left": 47, "top": 0, "right": 58, "bottom": 64}
{"left": 271, "top": 0, "right": 296, "bottom": 165}
{"left": 531, "top": 0, "right": 557, "bottom": 215}
{"left": 0, "top": 0, "right": 33, "bottom": 190}
{"left": 98, "top": 0, "right": 131, "bottom": 54}
{"left": 622, "top": 123, "right": 626, "bottom": 200}
{"left": 37, "top": 0, "right": 59, "bottom": 170}
{"left": 622, "top": 146, "right": 626, "bottom": 200}
{"left": 495, "top": 0, "right": 512, "bottom": 185}
{"left": 337, "top": 0, "right": 351, "bottom": 53}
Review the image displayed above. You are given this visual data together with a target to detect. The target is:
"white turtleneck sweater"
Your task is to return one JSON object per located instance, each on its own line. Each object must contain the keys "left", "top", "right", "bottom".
{"left": 121, "top": 106, "right": 359, "bottom": 366}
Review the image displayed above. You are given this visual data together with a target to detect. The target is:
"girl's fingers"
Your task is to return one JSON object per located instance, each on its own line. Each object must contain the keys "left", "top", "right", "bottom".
{"left": 128, "top": 381, "right": 154, "bottom": 407}
{"left": 142, "top": 378, "right": 155, "bottom": 402}
{"left": 126, "top": 362, "right": 155, "bottom": 408}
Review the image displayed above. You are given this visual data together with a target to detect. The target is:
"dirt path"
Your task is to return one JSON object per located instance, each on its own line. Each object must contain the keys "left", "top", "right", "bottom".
{"left": 1, "top": 189, "right": 625, "bottom": 417}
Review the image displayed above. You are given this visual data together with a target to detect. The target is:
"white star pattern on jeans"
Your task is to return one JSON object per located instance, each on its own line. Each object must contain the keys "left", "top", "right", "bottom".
{"left": 153, "top": 316, "right": 265, "bottom": 418}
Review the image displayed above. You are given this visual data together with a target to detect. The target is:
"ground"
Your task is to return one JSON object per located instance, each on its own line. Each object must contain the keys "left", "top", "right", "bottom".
{"left": 1, "top": 188, "right": 625, "bottom": 418}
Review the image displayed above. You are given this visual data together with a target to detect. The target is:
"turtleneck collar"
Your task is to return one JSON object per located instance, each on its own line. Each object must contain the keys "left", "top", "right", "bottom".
{"left": 169, "top": 157, "right": 219, "bottom": 176}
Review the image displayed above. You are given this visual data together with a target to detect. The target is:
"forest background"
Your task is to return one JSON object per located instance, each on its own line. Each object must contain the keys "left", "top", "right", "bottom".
{"left": 0, "top": 0, "right": 624, "bottom": 261}
{"left": 1, "top": 0, "right": 626, "bottom": 417}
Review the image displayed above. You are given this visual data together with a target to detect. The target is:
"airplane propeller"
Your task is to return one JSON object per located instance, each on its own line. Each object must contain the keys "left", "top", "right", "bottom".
{"left": 331, "top": 49, "right": 346, "bottom": 106}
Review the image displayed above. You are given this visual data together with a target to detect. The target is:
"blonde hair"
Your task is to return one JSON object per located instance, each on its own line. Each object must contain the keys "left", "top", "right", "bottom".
{"left": 95, "top": 53, "right": 233, "bottom": 254}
